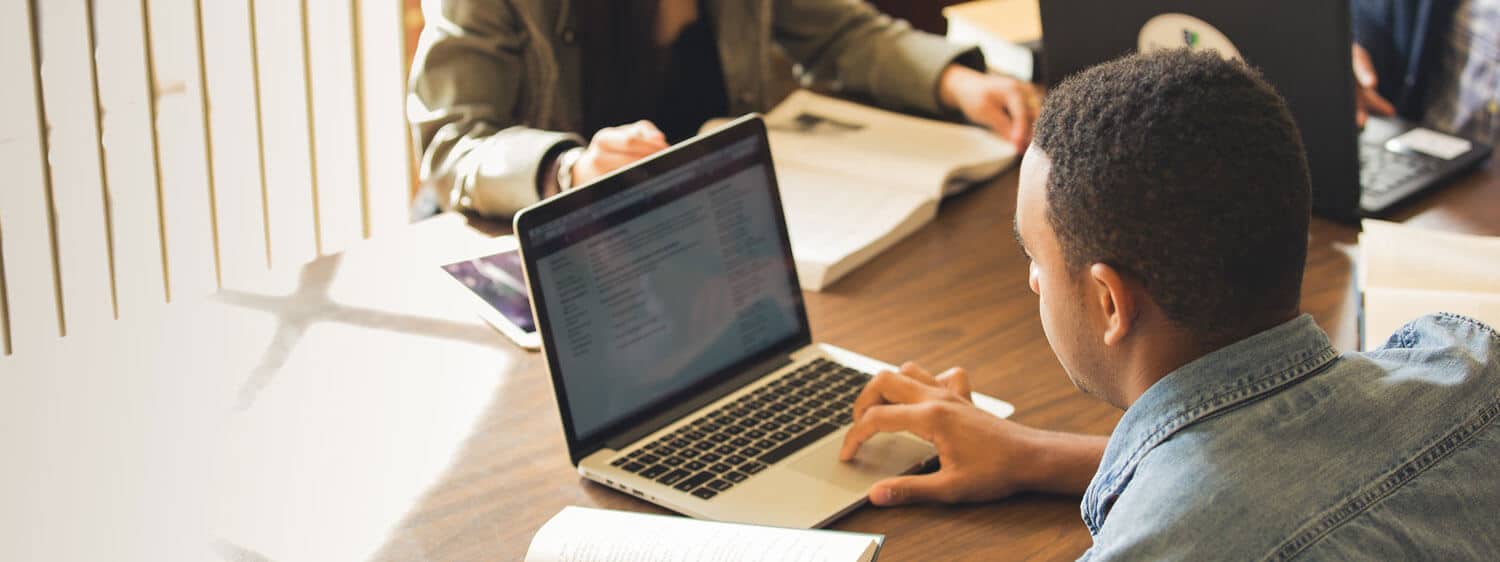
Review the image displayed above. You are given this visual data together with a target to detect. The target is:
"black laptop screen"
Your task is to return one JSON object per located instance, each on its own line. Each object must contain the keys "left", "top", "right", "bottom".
{"left": 526, "top": 136, "right": 804, "bottom": 443}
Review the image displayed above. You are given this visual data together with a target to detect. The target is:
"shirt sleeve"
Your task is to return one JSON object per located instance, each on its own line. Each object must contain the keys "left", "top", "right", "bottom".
{"left": 770, "top": 0, "right": 985, "bottom": 117}
{"left": 408, "top": 0, "right": 584, "bottom": 218}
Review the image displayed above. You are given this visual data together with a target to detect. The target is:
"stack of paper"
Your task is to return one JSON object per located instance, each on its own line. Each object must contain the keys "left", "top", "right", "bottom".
{"left": 526, "top": 506, "right": 883, "bottom": 561}
{"left": 1359, "top": 219, "right": 1500, "bottom": 349}
{"left": 744, "top": 91, "right": 1017, "bottom": 291}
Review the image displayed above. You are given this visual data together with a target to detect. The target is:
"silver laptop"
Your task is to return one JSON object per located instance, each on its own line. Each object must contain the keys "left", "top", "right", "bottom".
{"left": 514, "top": 115, "right": 1011, "bottom": 529}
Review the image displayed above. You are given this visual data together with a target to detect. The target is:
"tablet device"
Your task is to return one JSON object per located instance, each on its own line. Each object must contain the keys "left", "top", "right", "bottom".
{"left": 441, "top": 243, "right": 541, "bottom": 350}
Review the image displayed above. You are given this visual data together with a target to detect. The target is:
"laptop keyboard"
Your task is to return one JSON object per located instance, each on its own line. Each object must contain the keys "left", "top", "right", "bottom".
{"left": 1361, "top": 144, "right": 1439, "bottom": 195}
{"left": 608, "top": 358, "right": 869, "bottom": 500}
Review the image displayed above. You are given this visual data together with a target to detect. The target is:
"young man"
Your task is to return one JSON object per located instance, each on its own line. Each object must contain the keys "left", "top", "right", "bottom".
{"left": 840, "top": 49, "right": 1500, "bottom": 559}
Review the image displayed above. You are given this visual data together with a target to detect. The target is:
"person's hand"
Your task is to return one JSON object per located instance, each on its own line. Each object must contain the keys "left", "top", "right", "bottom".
{"left": 837, "top": 362, "right": 1045, "bottom": 506}
{"left": 574, "top": 120, "right": 669, "bottom": 186}
{"left": 1352, "top": 43, "right": 1395, "bottom": 128}
{"left": 938, "top": 65, "right": 1039, "bottom": 150}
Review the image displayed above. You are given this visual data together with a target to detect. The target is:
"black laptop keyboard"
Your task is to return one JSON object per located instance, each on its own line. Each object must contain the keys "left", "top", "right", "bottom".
{"left": 608, "top": 358, "right": 869, "bottom": 500}
{"left": 1361, "top": 144, "right": 1440, "bottom": 195}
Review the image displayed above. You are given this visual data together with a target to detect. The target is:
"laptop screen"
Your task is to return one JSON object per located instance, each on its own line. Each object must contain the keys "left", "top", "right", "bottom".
{"left": 524, "top": 131, "right": 806, "bottom": 444}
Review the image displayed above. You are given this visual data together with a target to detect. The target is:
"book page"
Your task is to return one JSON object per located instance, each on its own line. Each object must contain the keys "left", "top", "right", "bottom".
{"left": 1363, "top": 288, "right": 1500, "bottom": 350}
{"left": 525, "top": 507, "right": 879, "bottom": 562}
{"left": 775, "top": 161, "right": 939, "bottom": 290}
{"left": 1360, "top": 219, "right": 1500, "bottom": 294}
{"left": 764, "top": 91, "right": 1016, "bottom": 199}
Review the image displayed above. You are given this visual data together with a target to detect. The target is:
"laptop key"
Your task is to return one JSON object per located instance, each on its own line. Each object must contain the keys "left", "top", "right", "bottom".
{"left": 770, "top": 431, "right": 792, "bottom": 441}
{"left": 686, "top": 460, "right": 706, "bottom": 471}
{"left": 714, "top": 445, "right": 737, "bottom": 455}
{"left": 663, "top": 456, "right": 684, "bottom": 467}
{"left": 640, "top": 465, "right": 669, "bottom": 479}
{"left": 700, "top": 452, "right": 721, "bottom": 463}
{"left": 693, "top": 441, "right": 714, "bottom": 451}
{"left": 707, "top": 479, "right": 734, "bottom": 491}
{"left": 730, "top": 437, "right": 751, "bottom": 447}
{"left": 760, "top": 423, "right": 838, "bottom": 464}
{"left": 722, "top": 425, "right": 744, "bottom": 435}
{"left": 658, "top": 469, "right": 692, "bottom": 486}
{"left": 611, "top": 457, "right": 628, "bottom": 467}
{"left": 709, "top": 463, "right": 732, "bottom": 473}
{"left": 755, "top": 439, "right": 777, "bottom": 450}
{"left": 638, "top": 453, "right": 661, "bottom": 465}
{"left": 623, "top": 462, "right": 645, "bottom": 473}
{"left": 709, "top": 433, "right": 730, "bottom": 443}
{"left": 674, "top": 471, "right": 714, "bottom": 492}
{"left": 725, "top": 471, "right": 748, "bottom": 483}
{"left": 655, "top": 446, "right": 677, "bottom": 457}
{"left": 740, "top": 447, "right": 762, "bottom": 457}
{"left": 692, "top": 488, "right": 718, "bottom": 500}
{"left": 725, "top": 454, "right": 746, "bottom": 466}
{"left": 741, "top": 461, "right": 767, "bottom": 474}
{"left": 760, "top": 422, "right": 781, "bottom": 432}
{"left": 785, "top": 423, "right": 805, "bottom": 434}
{"left": 745, "top": 429, "right": 766, "bottom": 439}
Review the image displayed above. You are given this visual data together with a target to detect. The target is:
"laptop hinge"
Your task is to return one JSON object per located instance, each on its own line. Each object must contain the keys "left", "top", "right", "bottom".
{"left": 604, "top": 352, "right": 796, "bottom": 451}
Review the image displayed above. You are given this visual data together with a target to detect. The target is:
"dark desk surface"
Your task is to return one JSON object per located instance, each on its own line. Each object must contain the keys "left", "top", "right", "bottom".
{"left": 347, "top": 150, "right": 1497, "bottom": 561}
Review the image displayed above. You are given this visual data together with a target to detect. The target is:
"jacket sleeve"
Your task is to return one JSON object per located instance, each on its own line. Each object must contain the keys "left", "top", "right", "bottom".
{"left": 408, "top": 0, "right": 583, "bottom": 218}
{"left": 771, "top": 0, "right": 984, "bottom": 117}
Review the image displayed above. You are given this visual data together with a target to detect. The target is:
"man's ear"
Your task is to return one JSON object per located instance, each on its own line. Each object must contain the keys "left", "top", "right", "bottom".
{"left": 1089, "top": 263, "right": 1137, "bottom": 346}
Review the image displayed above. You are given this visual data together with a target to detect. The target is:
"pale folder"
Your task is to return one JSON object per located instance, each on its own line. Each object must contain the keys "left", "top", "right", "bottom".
{"left": 712, "top": 91, "right": 1018, "bottom": 291}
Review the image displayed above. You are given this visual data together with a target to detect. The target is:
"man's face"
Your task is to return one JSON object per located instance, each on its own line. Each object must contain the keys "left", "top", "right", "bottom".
{"left": 1014, "top": 149, "right": 1108, "bottom": 398}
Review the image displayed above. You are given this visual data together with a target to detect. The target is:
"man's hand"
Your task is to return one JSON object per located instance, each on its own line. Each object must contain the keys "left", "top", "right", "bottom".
{"left": 574, "top": 120, "right": 670, "bottom": 186}
{"left": 839, "top": 362, "right": 1107, "bottom": 506}
{"left": 938, "top": 65, "right": 1040, "bottom": 150}
{"left": 1353, "top": 43, "right": 1395, "bottom": 128}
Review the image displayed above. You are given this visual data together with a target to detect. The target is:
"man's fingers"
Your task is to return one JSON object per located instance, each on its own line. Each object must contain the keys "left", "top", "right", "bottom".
{"left": 630, "top": 120, "right": 669, "bottom": 145}
{"left": 839, "top": 403, "right": 934, "bottom": 461}
{"left": 995, "top": 87, "right": 1034, "bottom": 149}
{"left": 898, "top": 361, "right": 936, "bottom": 384}
{"left": 850, "top": 370, "right": 935, "bottom": 422}
{"left": 1352, "top": 43, "right": 1377, "bottom": 87}
{"left": 869, "top": 473, "right": 954, "bottom": 506}
{"left": 1359, "top": 87, "right": 1396, "bottom": 117}
{"left": 593, "top": 125, "right": 669, "bottom": 155}
{"left": 935, "top": 367, "right": 972, "bottom": 402}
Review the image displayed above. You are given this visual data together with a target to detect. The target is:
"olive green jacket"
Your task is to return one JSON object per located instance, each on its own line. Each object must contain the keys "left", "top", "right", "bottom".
{"left": 408, "top": 0, "right": 981, "bottom": 217}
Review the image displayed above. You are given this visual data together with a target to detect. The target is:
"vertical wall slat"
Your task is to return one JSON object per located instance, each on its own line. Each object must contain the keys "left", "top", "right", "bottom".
{"left": 94, "top": 0, "right": 168, "bottom": 318}
{"left": 254, "top": 0, "right": 319, "bottom": 270}
{"left": 200, "top": 0, "right": 271, "bottom": 286}
{"left": 37, "top": 0, "right": 116, "bottom": 331}
{"left": 146, "top": 0, "right": 219, "bottom": 301}
{"left": 306, "top": 0, "right": 366, "bottom": 255}
{"left": 357, "top": 0, "right": 413, "bottom": 237}
{"left": 0, "top": 0, "right": 63, "bottom": 356}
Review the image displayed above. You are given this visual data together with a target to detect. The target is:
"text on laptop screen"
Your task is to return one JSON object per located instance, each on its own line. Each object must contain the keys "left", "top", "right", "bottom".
{"left": 528, "top": 138, "right": 803, "bottom": 442}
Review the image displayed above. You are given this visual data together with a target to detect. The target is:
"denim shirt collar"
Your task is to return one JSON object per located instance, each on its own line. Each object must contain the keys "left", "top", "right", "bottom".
{"left": 1081, "top": 314, "right": 1339, "bottom": 534}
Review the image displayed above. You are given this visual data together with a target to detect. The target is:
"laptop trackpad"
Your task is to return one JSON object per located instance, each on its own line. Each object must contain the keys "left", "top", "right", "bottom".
{"left": 788, "top": 430, "right": 935, "bottom": 494}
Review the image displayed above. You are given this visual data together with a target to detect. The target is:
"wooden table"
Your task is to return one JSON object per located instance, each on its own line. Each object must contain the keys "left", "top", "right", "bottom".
{"left": 341, "top": 152, "right": 1490, "bottom": 560}
{"left": 22, "top": 151, "right": 1486, "bottom": 561}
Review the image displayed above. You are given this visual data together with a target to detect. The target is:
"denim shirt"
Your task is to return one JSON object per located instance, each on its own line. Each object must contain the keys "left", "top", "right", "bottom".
{"left": 1080, "top": 313, "right": 1500, "bottom": 560}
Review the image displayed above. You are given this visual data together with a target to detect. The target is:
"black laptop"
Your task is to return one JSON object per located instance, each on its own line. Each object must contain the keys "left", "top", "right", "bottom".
{"left": 1038, "top": 0, "right": 1492, "bottom": 220}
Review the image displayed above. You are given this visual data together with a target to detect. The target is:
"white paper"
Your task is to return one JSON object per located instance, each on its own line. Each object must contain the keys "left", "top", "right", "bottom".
{"left": 525, "top": 506, "right": 879, "bottom": 562}
{"left": 1387, "top": 128, "right": 1473, "bottom": 160}
{"left": 721, "top": 91, "right": 1017, "bottom": 290}
{"left": 1359, "top": 219, "right": 1500, "bottom": 350}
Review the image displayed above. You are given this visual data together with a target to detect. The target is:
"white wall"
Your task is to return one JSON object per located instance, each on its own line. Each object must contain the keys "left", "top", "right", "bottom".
{"left": 0, "top": 0, "right": 413, "bottom": 363}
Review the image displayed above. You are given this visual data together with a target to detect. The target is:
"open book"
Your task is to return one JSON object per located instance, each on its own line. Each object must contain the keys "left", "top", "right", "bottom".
{"left": 525, "top": 506, "right": 882, "bottom": 562}
{"left": 1359, "top": 219, "right": 1500, "bottom": 350}
{"left": 708, "top": 91, "right": 1018, "bottom": 291}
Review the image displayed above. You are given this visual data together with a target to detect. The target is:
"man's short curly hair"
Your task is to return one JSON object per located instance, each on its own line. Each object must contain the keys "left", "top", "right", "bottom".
{"left": 1033, "top": 49, "right": 1312, "bottom": 345}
